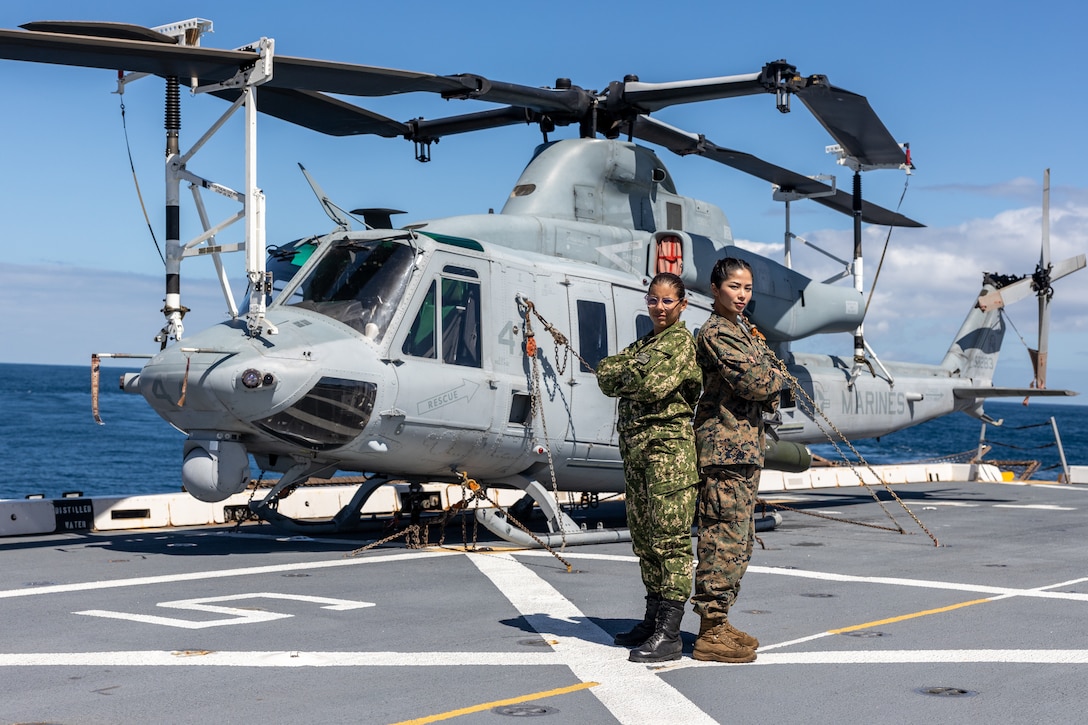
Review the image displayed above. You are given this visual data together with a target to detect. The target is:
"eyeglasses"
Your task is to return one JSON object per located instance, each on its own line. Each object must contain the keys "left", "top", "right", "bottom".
{"left": 644, "top": 295, "right": 681, "bottom": 308}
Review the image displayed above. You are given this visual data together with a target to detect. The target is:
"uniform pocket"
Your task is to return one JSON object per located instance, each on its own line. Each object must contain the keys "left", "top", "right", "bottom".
{"left": 643, "top": 436, "right": 699, "bottom": 496}
{"left": 698, "top": 465, "right": 758, "bottom": 522}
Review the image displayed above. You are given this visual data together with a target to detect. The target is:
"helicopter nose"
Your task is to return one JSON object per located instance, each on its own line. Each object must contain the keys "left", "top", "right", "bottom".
{"left": 130, "top": 339, "right": 295, "bottom": 427}
{"left": 126, "top": 317, "right": 388, "bottom": 501}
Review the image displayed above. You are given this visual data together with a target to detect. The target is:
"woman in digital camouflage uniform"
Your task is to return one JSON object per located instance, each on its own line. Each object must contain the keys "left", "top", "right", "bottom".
{"left": 596, "top": 272, "right": 702, "bottom": 663}
{"left": 691, "top": 256, "right": 785, "bottom": 663}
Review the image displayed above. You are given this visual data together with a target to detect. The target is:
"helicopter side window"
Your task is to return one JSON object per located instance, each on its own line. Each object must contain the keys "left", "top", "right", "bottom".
{"left": 403, "top": 281, "right": 438, "bottom": 358}
{"left": 576, "top": 300, "right": 608, "bottom": 372}
{"left": 441, "top": 277, "right": 481, "bottom": 366}
{"left": 404, "top": 280, "right": 437, "bottom": 357}
{"left": 635, "top": 314, "right": 654, "bottom": 340}
{"left": 402, "top": 272, "right": 481, "bottom": 368}
{"left": 285, "top": 239, "right": 416, "bottom": 341}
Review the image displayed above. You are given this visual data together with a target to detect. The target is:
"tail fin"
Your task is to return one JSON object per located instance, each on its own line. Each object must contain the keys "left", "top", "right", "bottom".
{"left": 940, "top": 283, "right": 1005, "bottom": 384}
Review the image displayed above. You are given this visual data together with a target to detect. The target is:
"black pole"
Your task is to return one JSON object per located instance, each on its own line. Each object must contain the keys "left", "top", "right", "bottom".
{"left": 162, "top": 76, "right": 182, "bottom": 349}
{"left": 852, "top": 169, "right": 864, "bottom": 362}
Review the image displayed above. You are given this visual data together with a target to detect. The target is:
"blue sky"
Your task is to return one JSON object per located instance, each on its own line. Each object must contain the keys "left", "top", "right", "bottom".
{"left": 2, "top": 0, "right": 1086, "bottom": 401}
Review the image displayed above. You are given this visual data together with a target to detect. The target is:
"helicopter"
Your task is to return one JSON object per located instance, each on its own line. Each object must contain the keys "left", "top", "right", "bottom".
{"left": 1, "top": 18, "right": 1083, "bottom": 544}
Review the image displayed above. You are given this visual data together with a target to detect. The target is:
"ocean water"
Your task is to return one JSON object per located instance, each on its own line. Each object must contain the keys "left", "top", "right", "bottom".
{"left": 1, "top": 362, "right": 1085, "bottom": 500}
{"left": 807, "top": 401, "right": 1087, "bottom": 479}
{"left": 0, "top": 362, "right": 187, "bottom": 500}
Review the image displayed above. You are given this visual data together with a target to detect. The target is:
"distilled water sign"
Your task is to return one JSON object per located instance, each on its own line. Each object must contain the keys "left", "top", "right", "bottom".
{"left": 52, "top": 499, "right": 94, "bottom": 532}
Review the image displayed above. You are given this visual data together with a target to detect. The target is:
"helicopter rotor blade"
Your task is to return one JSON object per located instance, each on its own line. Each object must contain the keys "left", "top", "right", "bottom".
{"left": 6, "top": 21, "right": 591, "bottom": 115}
{"left": 1, "top": 23, "right": 258, "bottom": 80}
{"left": 618, "top": 64, "right": 911, "bottom": 172}
{"left": 209, "top": 79, "right": 540, "bottom": 142}
{"left": 3, "top": 22, "right": 484, "bottom": 97}
{"left": 210, "top": 87, "right": 412, "bottom": 137}
{"left": 625, "top": 117, "right": 922, "bottom": 228}
{"left": 1034, "top": 292, "right": 1049, "bottom": 390}
{"left": 2, "top": 22, "right": 595, "bottom": 128}
{"left": 1033, "top": 169, "right": 1053, "bottom": 390}
{"left": 792, "top": 78, "right": 909, "bottom": 169}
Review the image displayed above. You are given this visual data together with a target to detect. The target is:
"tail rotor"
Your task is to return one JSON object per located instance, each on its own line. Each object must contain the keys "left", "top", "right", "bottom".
{"left": 1028, "top": 169, "right": 1053, "bottom": 396}
{"left": 975, "top": 169, "right": 1085, "bottom": 401}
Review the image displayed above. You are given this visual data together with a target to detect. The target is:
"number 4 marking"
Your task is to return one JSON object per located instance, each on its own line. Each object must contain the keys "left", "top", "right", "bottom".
{"left": 75, "top": 592, "right": 375, "bottom": 629}
{"left": 498, "top": 320, "right": 519, "bottom": 354}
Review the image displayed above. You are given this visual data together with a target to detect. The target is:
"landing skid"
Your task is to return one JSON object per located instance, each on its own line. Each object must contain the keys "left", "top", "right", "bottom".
{"left": 248, "top": 460, "right": 394, "bottom": 535}
{"left": 246, "top": 467, "right": 779, "bottom": 545}
{"left": 475, "top": 475, "right": 632, "bottom": 547}
{"left": 475, "top": 476, "right": 781, "bottom": 548}
{"left": 475, "top": 508, "right": 631, "bottom": 547}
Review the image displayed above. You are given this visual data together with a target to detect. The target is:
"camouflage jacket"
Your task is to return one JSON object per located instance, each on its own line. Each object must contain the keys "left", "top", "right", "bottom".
{"left": 596, "top": 321, "right": 702, "bottom": 441}
{"left": 694, "top": 313, "right": 785, "bottom": 467}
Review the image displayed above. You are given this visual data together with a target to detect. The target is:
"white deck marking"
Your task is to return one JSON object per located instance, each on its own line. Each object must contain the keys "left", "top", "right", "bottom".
{"left": 743, "top": 565, "right": 1088, "bottom": 601}
{"left": 0, "top": 651, "right": 562, "bottom": 667}
{"left": 706, "top": 650, "right": 1088, "bottom": 665}
{"left": 0, "top": 548, "right": 458, "bottom": 599}
{"left": 75, "top": 592, "right": 374, "bottom": 629}
{"left": 468, "top": 552, "right": 718, "bottom": 725}
{"left": 993, "top": 504, "right": 1075, "bottom": 510}
{"left": 521, "top": 551, "right": 1088, "bottom": 601}
{"left": 740, "top": 575, "right": 1088, "bottom": 656}
{"left": 3, "top": 648, "right": 1087, "bottom": 668}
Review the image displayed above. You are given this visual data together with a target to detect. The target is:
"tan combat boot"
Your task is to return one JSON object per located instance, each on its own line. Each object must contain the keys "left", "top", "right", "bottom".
{"left": 693, "top": 619, "right": 757, "bottom": 663}
{"left": 698, "top": 615, "right": 759, "bottom": 649}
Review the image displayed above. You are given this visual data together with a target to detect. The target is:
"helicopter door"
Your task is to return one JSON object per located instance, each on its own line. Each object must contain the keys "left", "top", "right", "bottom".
{"left": 394, "top": 261, "right": 495, "bottom": 452}
{"left": 564, "top": 277, "right": 617, "bottom": 452}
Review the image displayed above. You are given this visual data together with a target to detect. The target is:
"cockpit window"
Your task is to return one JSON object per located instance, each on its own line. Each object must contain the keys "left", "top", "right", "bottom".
{"left": 241, "top": 238, "right": 319, "bottom": 310}
{"left": 285, "top": 239, "right": 416, "bottom": 341}
{"left": 268, "top": 239, "right": 318, "bottom": 296}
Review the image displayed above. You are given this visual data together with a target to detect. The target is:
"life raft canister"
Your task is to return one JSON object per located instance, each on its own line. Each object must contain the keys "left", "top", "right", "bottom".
{"left": 655, "top": 235, "right": 683, "bottom": 274}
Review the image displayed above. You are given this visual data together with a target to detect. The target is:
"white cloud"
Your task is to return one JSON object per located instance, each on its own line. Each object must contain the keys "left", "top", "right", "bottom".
{"left": 926, "top": 176, "right": 1040, "bottom": 203}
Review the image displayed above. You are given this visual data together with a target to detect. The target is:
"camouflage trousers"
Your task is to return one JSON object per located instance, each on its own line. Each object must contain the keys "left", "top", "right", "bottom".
{"left": 621, "top": 434, "right": 699, "bottom": 602}
{"left": 691, "top": 464, "right": 761, "bottom": 619}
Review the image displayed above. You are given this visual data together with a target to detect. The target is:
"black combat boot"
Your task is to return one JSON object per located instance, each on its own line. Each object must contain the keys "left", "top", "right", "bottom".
{"left": 614, "top": 593, "right": 661, "bottom": 646}
{"left": 628, "top": 599, "right": 685, "bottom": 663}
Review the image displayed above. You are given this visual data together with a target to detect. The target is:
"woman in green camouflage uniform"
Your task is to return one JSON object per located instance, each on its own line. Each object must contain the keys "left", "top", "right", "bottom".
{"left": 692, "top": 257, "right": 785, "bottom": 663}
{"left": 596, "top": 272, "right": 702, "bottom": 663}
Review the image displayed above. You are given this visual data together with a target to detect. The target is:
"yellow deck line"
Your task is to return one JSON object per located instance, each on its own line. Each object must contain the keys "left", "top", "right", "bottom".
{"left": 829, "top": 597, "right": 993, "bottom": 634}
{"left": 391, "top": 681, "right": 599, "bottom": 725}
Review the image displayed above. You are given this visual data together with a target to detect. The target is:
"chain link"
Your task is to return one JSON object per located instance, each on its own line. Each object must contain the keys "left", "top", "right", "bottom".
{"left": 519, "top": 297, "right": 938, "bottom": 545}
{"left": 755, "top": 330, "right": 940, "bottom": 546}
{"left": 519, "top": 299, "right": 578, "bottom": 549}
{"left": 343, "top": 472, "right": 573, "bottom": 571}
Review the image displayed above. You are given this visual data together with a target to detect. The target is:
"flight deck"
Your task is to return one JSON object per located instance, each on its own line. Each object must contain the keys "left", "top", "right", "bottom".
{"left": 2, "top": 479, "right": 1087, "bottom": 724}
